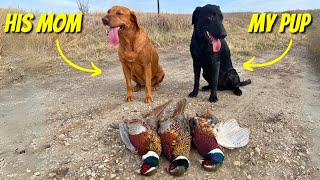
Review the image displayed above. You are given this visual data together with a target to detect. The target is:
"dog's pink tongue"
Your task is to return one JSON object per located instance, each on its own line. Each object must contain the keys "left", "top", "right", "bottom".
{"left": 107, "top": 27, "right": 120, "bottom": 46}
{"left": 212, "top": 38, "right": 221, "bottom": 52}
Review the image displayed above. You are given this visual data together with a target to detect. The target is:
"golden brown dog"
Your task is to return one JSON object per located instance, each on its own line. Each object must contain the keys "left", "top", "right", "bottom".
{"left": 102, "top": 6, "right": 165, "bottom": 103}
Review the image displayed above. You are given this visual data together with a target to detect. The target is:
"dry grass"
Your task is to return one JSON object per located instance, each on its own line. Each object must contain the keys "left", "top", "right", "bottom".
{"left": 306, "top": 10, "right": 320, "bottom": 72}
{"left": 0, "top": 8, "right": 317, "bottom": 87}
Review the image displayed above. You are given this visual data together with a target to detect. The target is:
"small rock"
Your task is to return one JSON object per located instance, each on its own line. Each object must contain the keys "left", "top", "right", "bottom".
{"left": 124, "top": 107, "right": 129, "bottom": 111}
{"left": 265, "top": 128, "right": 274, "bottom": 133}
{"left": 81, "top": 147, "right": 89, "bottom": 152}
{"left": 298, "top": 152, "right": 306, "bottom": 157}
{"left": 233, "top": 161, "right": 241, "bottom": 166}
{"left": 247, "top": 175, "right": 252, "bottom": 179}
{"left": 48, "top": 173, "right": 56, "bottom": 177}
{"left": 64, "top": 142, "right": 70, "bottom": 146}
{"left": 91, "top": 172, "right": 96, "bottom": 177}
{"left": 34, "top": 172, "right": 40, "bottom": 176}
{"left": 98, "top": 165, "right": 105, "bottom": 169}
{"left": 43, "top": 144, "right": 51, "bottom": 150}
{"left": 86, "top": 169, "right": 92, "bottom": 176}
{"left": 7, "top": 174, "right": 16, "bottom": 178}
{"left": 15, "top": 148, "right": 26, "bottom": 154}
{"left": 26, "top": 169, "right": 31, "bottom": 173}
{"left": 285, "top": 159, "right": 291, "bottom": 164}
{"left": 250, "top": 152, "right": 254, "bottom": 156}
{"left": 57, "top": 134, "right": 66, "bottom": 140}
{"left": 254, "top": 147, "right": 261, "bottom": 155}
{"left": 110, "top": 174, "right": 116, "bottom": 179}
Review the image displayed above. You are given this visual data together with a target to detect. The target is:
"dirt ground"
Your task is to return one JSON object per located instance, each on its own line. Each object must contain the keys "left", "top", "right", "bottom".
{"left": 0, "top": 45, "right": 319, "bottom": 179}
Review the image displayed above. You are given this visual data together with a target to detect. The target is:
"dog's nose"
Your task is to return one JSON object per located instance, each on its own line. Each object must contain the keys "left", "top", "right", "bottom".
{"left": 102, "top": 17, "right": 109, "bottom": 25}
{"left": 220, "top": 31, "right": 227, "bottom": 39}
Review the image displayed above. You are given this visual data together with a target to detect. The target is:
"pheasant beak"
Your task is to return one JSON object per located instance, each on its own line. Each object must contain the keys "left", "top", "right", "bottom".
{"left": 198, "top": 159, "right": 204, "bottom": 164}
{"left": 137, "top": 166, "right": 158, "bottom": 176}
{"left": 165, "top": 156, "right": 190, "bottom": 176}
{"left": 200, "top": 159, "right": 222, "bottom": 172}
{"left": 202, "top": 163, "right": 222, "bottom": 172}
{"left": 135, "top": 169, "right": 141, "bottom": 174}
{"left": 165, "top": 165, "right": 187, "bottom": 177}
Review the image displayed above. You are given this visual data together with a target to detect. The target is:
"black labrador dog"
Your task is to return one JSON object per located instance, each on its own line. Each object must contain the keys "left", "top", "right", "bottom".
{"left": 188, "top": 4, "right": 251, "bottom": 102}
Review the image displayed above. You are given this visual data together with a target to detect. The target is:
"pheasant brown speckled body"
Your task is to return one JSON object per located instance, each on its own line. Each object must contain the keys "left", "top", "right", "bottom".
{"left": 119, "top": 100, "right": 172, "bottom": 176}
{"left": 190, "top": 113, "right": 250, "bottom": 172}
{"left": 190, "top": 114, "right": 219, "bottom": 157}
{"left": 158, "top": 98, "right": 191, "bottom": 176}
{"left": 190, "top": 113, "right": 225, "bottom": 172}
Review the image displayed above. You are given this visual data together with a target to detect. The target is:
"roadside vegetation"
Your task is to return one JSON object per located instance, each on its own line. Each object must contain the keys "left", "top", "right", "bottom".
{"left": 307, "top": 10, "right": 320, "bottom": 72}
{"left": 0, "top": 8, "right": 317, "bottom": 87}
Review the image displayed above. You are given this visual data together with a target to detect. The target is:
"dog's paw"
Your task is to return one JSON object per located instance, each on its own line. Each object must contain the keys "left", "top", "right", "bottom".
{"left": 201, "top": 85, "right": 211, "bottom": 91}
{"left": 125, "top": 95, "right": 134, "bottom": 102}
{"left": 188, "top": 91, "right": 198, "bottom": 97}
{"left": 208, "top": 96, "right": 218, "bottom": 102}
{"left": 234, "top": 89, "right": 242, "bottom": 96}
{"left": 144, "top": 96, "right": 153, "bottom": 103}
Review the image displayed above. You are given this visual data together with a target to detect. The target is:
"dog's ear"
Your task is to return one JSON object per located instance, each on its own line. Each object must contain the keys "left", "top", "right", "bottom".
{"left": 130, "top": 11, "right": 140, "bottom": 30}
{"left": 192, "top": 7, "right": 201, "bottom": 25}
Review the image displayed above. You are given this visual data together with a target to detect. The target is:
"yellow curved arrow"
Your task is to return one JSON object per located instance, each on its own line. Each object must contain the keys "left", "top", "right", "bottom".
{"left": 55, "top": 39, "right": 102, "bottom": 77}
{"left": 243, "top": 39, "right": 293, "bottom": 72}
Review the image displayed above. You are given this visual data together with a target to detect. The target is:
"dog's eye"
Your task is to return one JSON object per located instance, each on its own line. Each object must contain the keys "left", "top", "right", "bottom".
{"left": 116, "top": 12, "right": 124, "bottom": 15}
{"left": 212, "top": 12, "right": 217, "bottom": 16}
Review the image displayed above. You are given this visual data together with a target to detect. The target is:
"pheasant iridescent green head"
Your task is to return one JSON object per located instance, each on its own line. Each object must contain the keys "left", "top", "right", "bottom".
{"left": 200, "top": 148, "right": 224, "bottom": 172}
{"left": 165, "top": 156, "right": 190, "bottom": 176}
{"left": 139, "top": 151, "right": 160, "bottom": 176}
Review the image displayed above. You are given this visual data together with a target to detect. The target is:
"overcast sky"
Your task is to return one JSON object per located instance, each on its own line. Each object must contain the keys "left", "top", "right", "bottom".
{"left": 1, "top": 0, "right": 319, "bottom": 13}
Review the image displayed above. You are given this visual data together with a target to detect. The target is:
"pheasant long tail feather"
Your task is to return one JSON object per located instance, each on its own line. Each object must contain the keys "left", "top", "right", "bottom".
{"left": 144, "top": 99, "right": 172, "bottom": 129}
{"left": 172, "top": 98, "right": 187, "bottom": 117}
{"left": 119, "top": 123, "right": 138, "bottom": 154}
{"left": 214, "top": 119, "right": 250, "bottom": 149}
{"left": 143, "top": 99, "right": 172, "bottom": 119}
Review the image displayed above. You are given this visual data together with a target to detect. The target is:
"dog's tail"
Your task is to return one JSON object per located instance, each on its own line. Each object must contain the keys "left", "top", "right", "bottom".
{"left": 239, "top": 79, "right": 252, "bottom": 86}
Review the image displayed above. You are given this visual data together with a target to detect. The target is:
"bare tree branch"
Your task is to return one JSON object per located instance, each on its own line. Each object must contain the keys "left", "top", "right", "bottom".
{"left": 76, "top": 0, "right": 90, "bottom": 14}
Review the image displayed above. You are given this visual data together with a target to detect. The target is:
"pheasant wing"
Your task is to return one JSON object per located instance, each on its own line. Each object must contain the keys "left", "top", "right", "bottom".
{"left": 213, "top": 119, "right": 250, "bottom": 149}
{"left": 119, "top": 123, "right": 138, "bottom": 154}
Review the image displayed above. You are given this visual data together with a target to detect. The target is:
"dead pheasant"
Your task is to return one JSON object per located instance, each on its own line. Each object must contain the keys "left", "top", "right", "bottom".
{"left": 190, "top": 112, "right": 250, "bottom": 172}
{"left": 119, "top": 100, "right": 172, "bottom": 176}
{"left": 158, "top": 98, "right": 191, "bottom": 176}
